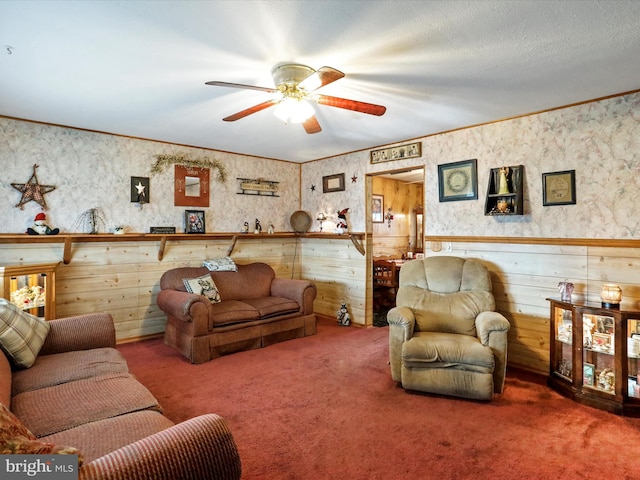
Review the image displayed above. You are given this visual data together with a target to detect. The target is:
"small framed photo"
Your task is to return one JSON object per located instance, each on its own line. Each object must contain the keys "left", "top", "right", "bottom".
{"left": 583, "top": 363, "right": 595, "bottom": 386}
{"left": 542, "top": 170, "right": 576, "bottom": 206}
{"left": 438, "top": 159, "right": 478, "bottom": 202}
{"left": 323, "top": 173, "right": 345, "bottom": 193}
{"left": 372, "top": 194, "right": 384, "bottom": 223}
{"left": 592, "top": 333, "right": 613, "bottom": 352}
{"left": 184, "top": 210, "right": 205, "bottom": 234}
{"left": 596, "top": 315, "right": 614, "bottom": 334}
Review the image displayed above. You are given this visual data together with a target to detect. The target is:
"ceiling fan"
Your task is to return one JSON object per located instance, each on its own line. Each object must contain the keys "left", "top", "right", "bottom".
{"left": 205, "top": 63, "right": 386, "bottom": 134}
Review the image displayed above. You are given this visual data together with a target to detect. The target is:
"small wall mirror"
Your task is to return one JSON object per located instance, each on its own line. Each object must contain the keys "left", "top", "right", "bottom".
{"left": 414, "top": 206, "right": 424, "bottom": 252}
{"left": 184, "top": 176, "right": 201, "bottom": 197}
{"left": 174, "top": 165, "right": 210, "bottom": 207}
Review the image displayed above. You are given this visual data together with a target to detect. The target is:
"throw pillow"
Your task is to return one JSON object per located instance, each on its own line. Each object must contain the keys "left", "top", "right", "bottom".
{"left": 0, "top": 402, "right": 84, "bottom": 464}
{"left": 0, "top": 298, "right": 50, "bottom": 369}
{"left": 183, "top": 275, "right": 221, "bottom": 303}
{"left": 203, "top": 256, "right": 237, "bottom": 272}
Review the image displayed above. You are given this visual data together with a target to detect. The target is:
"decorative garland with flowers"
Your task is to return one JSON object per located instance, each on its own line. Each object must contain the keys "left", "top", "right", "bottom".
{"left": 150, "top": 153, "right": 227, "bottom": 185}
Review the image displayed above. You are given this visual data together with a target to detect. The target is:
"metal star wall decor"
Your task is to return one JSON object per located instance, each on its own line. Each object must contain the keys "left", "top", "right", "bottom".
{"left": 11, "top": 164, "right": 57, "bottom": 210}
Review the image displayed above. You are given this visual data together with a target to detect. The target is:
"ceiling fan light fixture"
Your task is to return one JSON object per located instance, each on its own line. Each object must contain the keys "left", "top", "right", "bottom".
{"left": 273, "top": 97, "right": 314, "bottom": 124}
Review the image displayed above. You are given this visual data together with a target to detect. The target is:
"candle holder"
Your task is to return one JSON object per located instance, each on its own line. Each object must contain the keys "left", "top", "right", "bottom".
{"left": 601, "top": 283, "right": 622, "bottom": 309}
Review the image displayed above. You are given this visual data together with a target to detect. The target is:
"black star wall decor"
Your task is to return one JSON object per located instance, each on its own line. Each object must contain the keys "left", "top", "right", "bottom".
{"left": 11, "top": 164, "right": 57, "bottom": 210}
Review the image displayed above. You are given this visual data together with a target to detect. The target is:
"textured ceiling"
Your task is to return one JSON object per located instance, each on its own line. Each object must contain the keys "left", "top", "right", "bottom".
{"left": 1, "top": 0, "right": 639, "bottom": 163}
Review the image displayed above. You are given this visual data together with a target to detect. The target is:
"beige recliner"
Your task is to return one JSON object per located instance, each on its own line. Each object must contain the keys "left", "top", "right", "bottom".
{"left": 388, "top": 256, "right": 510, "bottom": 401}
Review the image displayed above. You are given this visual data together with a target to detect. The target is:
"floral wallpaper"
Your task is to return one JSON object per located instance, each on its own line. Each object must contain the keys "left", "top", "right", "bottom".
{"left": 303, "top": 92, "right": 640, "bottom": 239}
{"left": 2, "top": 91, "right": 638, "bottom": 239}
{"left": 0, "top": 119, "right": 300, "bottom": 234}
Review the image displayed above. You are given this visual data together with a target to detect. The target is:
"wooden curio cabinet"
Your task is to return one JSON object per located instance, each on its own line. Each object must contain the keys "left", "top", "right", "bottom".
{"left": 548, "top": 298, "right": 640, "bottom": 416}
{"left": 0, "top": 263, "right": 59, "bottom": 320}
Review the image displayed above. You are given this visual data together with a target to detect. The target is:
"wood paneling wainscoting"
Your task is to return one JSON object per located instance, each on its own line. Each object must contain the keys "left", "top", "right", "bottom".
{"left": 2, "top": 233, "right": 638, "bottom": 375}
{"left": 426, "top": 237, "right": 640, "bottom": 375}
{"left": 0, "top": 233, "right": 366, "bottom": 341}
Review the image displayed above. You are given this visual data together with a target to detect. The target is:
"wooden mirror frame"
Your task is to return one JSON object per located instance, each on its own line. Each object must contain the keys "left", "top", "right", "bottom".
{"left": 174, "top": 165, "right": 210, "bottom": 207}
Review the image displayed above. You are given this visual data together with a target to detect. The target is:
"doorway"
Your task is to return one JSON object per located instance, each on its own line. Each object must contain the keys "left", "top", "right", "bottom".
{"left": 368, "top": 168, "right": 424, "bottom": 326}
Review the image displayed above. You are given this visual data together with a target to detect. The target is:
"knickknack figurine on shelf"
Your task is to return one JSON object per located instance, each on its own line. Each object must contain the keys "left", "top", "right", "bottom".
{"left": 558, "top": 280, "right": 574, "bottom": 302}
{"left": 336, "top": 302, "right": 351, "bottom": 326}
{"left": 27, "top": 212, "right": 59, "bottom": 235}
{"left": 335, "top": 208, "right": 349, "bottom": 234}
{"left": 242, "top": 221, "right": 249, "bottom": 234}
{"left": 254, "top": 219, "right": 262, "bottom": 234}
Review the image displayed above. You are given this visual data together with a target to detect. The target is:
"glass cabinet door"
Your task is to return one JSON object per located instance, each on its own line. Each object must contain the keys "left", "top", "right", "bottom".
{"left": 627, "top": 317, "right": 640, "bottom": 399}
{"left": 0, "top": 263, "right": 58, "bottom": 320}
{"left": 581, "top": 312, "right": 616, "bottom": 395}
{"left": 551, "top": 303, "right": 574, "bottom": 381}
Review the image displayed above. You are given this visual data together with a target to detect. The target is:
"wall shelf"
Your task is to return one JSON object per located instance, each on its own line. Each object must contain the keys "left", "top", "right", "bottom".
{"left": 0, "top": 232, "right": 365, "bottom": 264}
{"left": 484, "top": 165, "right": 524, "bottom": 215}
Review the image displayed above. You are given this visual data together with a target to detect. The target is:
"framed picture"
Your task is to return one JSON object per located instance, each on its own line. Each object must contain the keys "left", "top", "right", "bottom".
{"left": 596, "top": 316, "right": 614, "bottom": 334}
{"left": 184, "top": 210, "right": 205, "bottom": 234}
{"left": 372, "top": 194, "right": 384, "bottom": 223}
{"left": 130, "top": 176, "right": 149, "bottom": 204}
{"left": 542, "top": 170, "right": 576, "bottom": 206}
{"left": 438, "top": 159, "right": 478, "bottom": 202}
{"left": 583, "top": 363, "right": 595, "bottom": 386}
{"left": 592, "top": 333, "right": 613, "bottom": 352}
{"left": 370, "top": 142, "right": 422, "bottom": 164}
{"left": 323, "top": 173, "right": 345, "bottom": 193}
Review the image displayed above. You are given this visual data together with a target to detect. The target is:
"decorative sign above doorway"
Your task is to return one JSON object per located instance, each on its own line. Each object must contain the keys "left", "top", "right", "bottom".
{"left": 370, "top": 142, "right": 421, "bottom": 164}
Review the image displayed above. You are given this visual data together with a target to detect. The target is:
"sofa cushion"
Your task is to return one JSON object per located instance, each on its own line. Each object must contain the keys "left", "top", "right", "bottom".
{"left": 12, "top": 347, "right": 129, "bottom": 396}
{"left": 242, "top": 296, "right": 300, "bottom": 319}
{"left": 211, "top": 263, "right": 274, "bottom": 301}
{"left": 0, "top": 298, "right": 50, "bottom": 369}
{"left": 0, "top": 402, "right": 83, "bottom": 462}
{"left": 11, "top": 372, "right": 161, "bottom": 437}
{"left": 40, "top": 410, "right": 174, "bottom": 463}
{"left": 183, "top": 274, "right": 221, "bottom": 304}
{"left": 209, "top": 300, "right": 260, "bottom": 327}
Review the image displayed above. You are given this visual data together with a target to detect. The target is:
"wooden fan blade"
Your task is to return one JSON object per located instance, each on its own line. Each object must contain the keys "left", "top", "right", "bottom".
{"left": 223, "top": 100, "right": 279, "bottom": 122}
{"left": 298, "top": 66, "right": 345, "bottom": 92}
{"left": 302, "top": 116, "right": 322, "bottom": 134}
{"left": 205, "top": 81, "right": 276, "bottom": 93}
{"left": 315, "top": 95, "right": 386, "bottom": 116}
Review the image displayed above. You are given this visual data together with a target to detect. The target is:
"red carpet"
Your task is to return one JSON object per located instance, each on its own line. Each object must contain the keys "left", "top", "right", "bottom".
{"left": 118, "top": 319, "right": 640, "bottom": 480}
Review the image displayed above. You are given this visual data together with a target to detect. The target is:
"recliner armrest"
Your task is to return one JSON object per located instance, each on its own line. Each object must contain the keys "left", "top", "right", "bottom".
{"left": 79, "top": 414, "right": 241, "bottom": 480}
{"left": 475, "top": 311, "right": 510, "bottom": 345}
{"left": 387, "top": 306, "right": 416, "bottom": 382}
{"left": 387, "top": 306, "right": 416, "bottom": 338}
{"left": 476, "top": 311, "right": 510, "bottom": 394}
